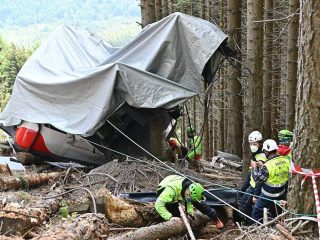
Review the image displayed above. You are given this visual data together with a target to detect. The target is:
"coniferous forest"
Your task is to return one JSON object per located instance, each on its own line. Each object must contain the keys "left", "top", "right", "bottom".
{"left": 0, "top": 0, "right": 320, "bottom": 239}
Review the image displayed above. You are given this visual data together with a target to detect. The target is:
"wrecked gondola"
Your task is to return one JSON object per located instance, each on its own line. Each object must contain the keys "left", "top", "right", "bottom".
{"left": 0, "top": 12, "right": 233, "bottom": 166}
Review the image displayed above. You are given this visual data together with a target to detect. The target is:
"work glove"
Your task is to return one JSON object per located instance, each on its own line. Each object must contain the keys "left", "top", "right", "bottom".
{"left": 213, "top": 217, "right": 224, "bottom": 230}
{"left": 187, "top": 213, "right": 196, "bottom": 221}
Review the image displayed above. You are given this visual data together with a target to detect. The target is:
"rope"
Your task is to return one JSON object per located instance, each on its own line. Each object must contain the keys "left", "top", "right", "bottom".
{"left": 79, "top": 135, "right": 316, "bottom": 218}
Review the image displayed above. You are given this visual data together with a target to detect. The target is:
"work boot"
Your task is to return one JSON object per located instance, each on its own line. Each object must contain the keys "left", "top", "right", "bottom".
{"left": 213, "top": 217, "right": 224, "bottom": 230}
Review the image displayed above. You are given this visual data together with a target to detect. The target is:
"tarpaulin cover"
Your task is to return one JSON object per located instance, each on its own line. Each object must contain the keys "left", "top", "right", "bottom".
{"left": 0, "top": 12, "right": 227, "bottom": 135}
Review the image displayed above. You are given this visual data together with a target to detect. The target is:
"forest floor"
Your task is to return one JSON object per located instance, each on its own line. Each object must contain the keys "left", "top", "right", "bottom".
{"left": 0, "top": 153, "right": 314, "bottom": 240}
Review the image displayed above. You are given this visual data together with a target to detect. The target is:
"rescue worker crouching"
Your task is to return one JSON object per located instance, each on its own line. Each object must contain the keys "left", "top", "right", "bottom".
{"left": 155, "top": 175, "right": 224, "bottom": 229}
{"left": 186, "top": 127, "right": 202, "bottom": 172}
{"left": 251, "top": 139, "right": 290, "bottom": 222}
{"left": 239, "top": 131, "right": 267, "bottom": 224}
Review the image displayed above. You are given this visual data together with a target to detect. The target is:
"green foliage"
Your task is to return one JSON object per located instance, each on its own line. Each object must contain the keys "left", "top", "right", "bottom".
{"left": 0, "top": 1, "right": 141, "bottom": 107}
{"left": 0, "top": 0, "right": 140, "bottom": 28}
{"left": 17, "top": 191, "right": 31, "bottom": 203}
{"left": 0, "top": 37, "right": 33, "bottom": 111}
{"left": 58, "top": 205, "right": 69, "bottom": 218}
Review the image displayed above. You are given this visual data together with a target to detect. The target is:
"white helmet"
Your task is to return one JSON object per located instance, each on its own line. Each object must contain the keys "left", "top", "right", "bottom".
{"left": 248, "top": 131, "right": 263, "bottom": 143}
{"left": 262, "top": 139, "right": 278, "bottom": 152}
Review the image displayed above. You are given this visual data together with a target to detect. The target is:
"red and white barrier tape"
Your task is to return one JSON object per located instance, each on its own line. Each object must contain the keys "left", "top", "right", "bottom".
{"left": 291, "top": 162, "right": 320, "bottom": 239}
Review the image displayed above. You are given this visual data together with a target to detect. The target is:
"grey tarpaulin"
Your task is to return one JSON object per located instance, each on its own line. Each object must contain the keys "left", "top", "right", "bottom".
{"left": 0, "top": 13, "right": 227, "bottom": 135}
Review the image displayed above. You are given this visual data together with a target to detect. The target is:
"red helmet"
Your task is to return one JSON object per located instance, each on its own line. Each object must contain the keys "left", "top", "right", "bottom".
{"left": 168, "top": 138, "right": 178, "bottom": 148}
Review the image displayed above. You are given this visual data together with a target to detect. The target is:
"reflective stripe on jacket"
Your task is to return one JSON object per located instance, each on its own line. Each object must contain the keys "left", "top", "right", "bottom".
{"left": 262, "top": 156, "right": 290, "bottom": 197}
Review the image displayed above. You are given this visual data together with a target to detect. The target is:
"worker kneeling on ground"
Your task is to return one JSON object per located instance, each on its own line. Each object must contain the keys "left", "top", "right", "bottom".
{"left": 239, "top": 130, "right": 267, "bottom": 224}
{"left": 251, "top": 139, "right": 290, "bottom": 222}
{"left": 155, "top": 175, "right": 224, "bottom": 229}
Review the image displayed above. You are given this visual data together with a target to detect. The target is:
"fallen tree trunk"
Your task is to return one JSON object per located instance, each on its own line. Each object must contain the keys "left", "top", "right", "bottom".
{"left": 202, "top": 166, "right": 222, "bottom": 174}
{"left": 0, "top": 163, "right": 12, "bottom": 176}
{"left": 35, "top": 213, "right": 108, "bottom": 240}
{"left": 218, "top": 158, "right": 242, "bottom": 170}
{"left": 275, "top": 224, "right": 296, "bottom": 240}
{"left": 110, "top": 212, "right": 209, "bottom": 240}
{"left": 0, "top": 199, "right": 59, "bottom": 235}
{"left": 0, "top": 172, "right": 60, "bottom": 191}
{"left": 203, "top": 173, "right": 240, "bottom": 181}
{"left": 66, "top": 188, "right": 160, "bottom": 227}
{"left": 216, "top": 151, "right": 242, "bottom": 162}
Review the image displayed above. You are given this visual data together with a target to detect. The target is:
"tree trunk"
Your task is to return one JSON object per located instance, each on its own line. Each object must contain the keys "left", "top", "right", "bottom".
{"left": 206, "top": 0, "right": 212, "bottom": 21}
{"left": 140, "top": 0, "right": 156, "bottom": 28}
{"left": 161, "top": 0, "right": 168, "bottom": 17}
{"left": 218, "top": 73, "right": 225, "bottom": 151}
{"left": 202, "top": 82, "right": 210, "bottom": 161}
{"left": 226, "top": 0, "right": 243, "bottom": 157}
{"left": 200, "top": 0, "right": 205, "bottom": 19}
{"left": 287, "top": 0, "right": 320, "bottom": 235}
{"left": 286, "top": 0, "right": 299, "bottom": 130}
{"left": 149, "top": 114, "right": 167, "bottom": 158}
{"left": 154, "top": 0, "right": 162, "bottom": 21}
{"left": 0, "top": 172, "right": 60, "bottom": 191}
{"left": 209, "top": 103, "right": 214, "bottom": 157}
{"left": 193, "top": 98, "right": 197, "bottom": 131}
{"left": 270, "top": 0, "right": 280, "bottom": 139}
{"left": 35, "top": 213, "right": 108, "bottom": 240}
{"left": 242, "top": 0, "right": 264, "bottom": 178}
{"left": 262, "top": 0, "right": 273, "bottom": 139}
{"left": 110, "top": 212, "right": 209, "bottom": 240}
{"left": 168, "top": 0, "right": 174, "bottom": 14}
{"left": 0, "top": 199, "right": 59, "bottom": 235}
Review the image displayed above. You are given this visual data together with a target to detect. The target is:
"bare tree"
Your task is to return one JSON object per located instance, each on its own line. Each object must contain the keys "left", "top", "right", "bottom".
{"left": 154, "top": 0, "right": 162, "bottom": 21}
{"left": 262, "top": 0, "right": 273, "bottom": 139}
{"left": 161, "top": 0, "right": 168, "bottom": 17}
{"left": 140, "top": 0, "right": 156, "bottom": 28}
{"left": 226, "top": 0, "right": 243, "bottom": 157}
{"left": 242, "top": 0, "right": 264, "bottom": 176}
{"left": 286, "top": 0, "right": 299, "bottom": 130}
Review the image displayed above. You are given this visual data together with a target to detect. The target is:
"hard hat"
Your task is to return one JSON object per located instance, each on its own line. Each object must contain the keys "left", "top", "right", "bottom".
{"left": 189, "top": 183, "right": 204, "bottom": 201}
{"left": 248, "top": 131, "right": 263, "bottom": 143}
{"left": 262, "top": 139, "right": 278, "bottom": 152}
{"left": 168, "top": 138, "right": 178, "bottom": 147}
{"left": 278, "top": 130, "right": 293, "bottom": 143}
{"left": 186, "top": 127, "right": 194, "bottom": 134}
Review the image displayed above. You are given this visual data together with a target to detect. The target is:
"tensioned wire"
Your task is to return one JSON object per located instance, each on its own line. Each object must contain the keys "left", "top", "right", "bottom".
{"left": 78, "top": 119, "right": 317, "bottom": 221}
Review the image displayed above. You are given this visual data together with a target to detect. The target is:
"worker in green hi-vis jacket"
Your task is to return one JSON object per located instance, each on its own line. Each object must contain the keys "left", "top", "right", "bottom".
{"left": 155, "top": 175, "right": 224, "bottom": 229}
{"left": 186, "top": 127, "right": 202, "bottom": 172}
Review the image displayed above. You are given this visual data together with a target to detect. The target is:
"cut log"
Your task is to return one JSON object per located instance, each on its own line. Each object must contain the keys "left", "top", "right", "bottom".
{"left": 35, "top": 213, "right": 108, "bottom": 240}
{"left": 0, "top": 172, "right": 60, "bottom": 191}
{"left": 219, "top": 158, "right": 242, "bottom": 170}
{"left": 275, "top": 224, "right": 296, "bottom": 240}
{"left": 110, "top": 212, "right": 210, "bottom": 240}
{"left": 0, "top": 163, "right": 12, "bottom": 176}
{"left": 202, "top": 166, "right": 223, "bottom": 174}
{"left": 203, "top": 173, "right": 240, "bottom": 181}
{"left": 216, "top": 151, "right": 242, "bottom": 162}
{"left": 66, "top": 188, "right": 159, "bottom": 227}
{"left": 103, "top": 190, "right": 159, "bottom": 227}
{"left": 0, "top": 199, "right": 59, "bottom": 235}
{"left": 15, "top": 152, "right": 35, "bottom": 165}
